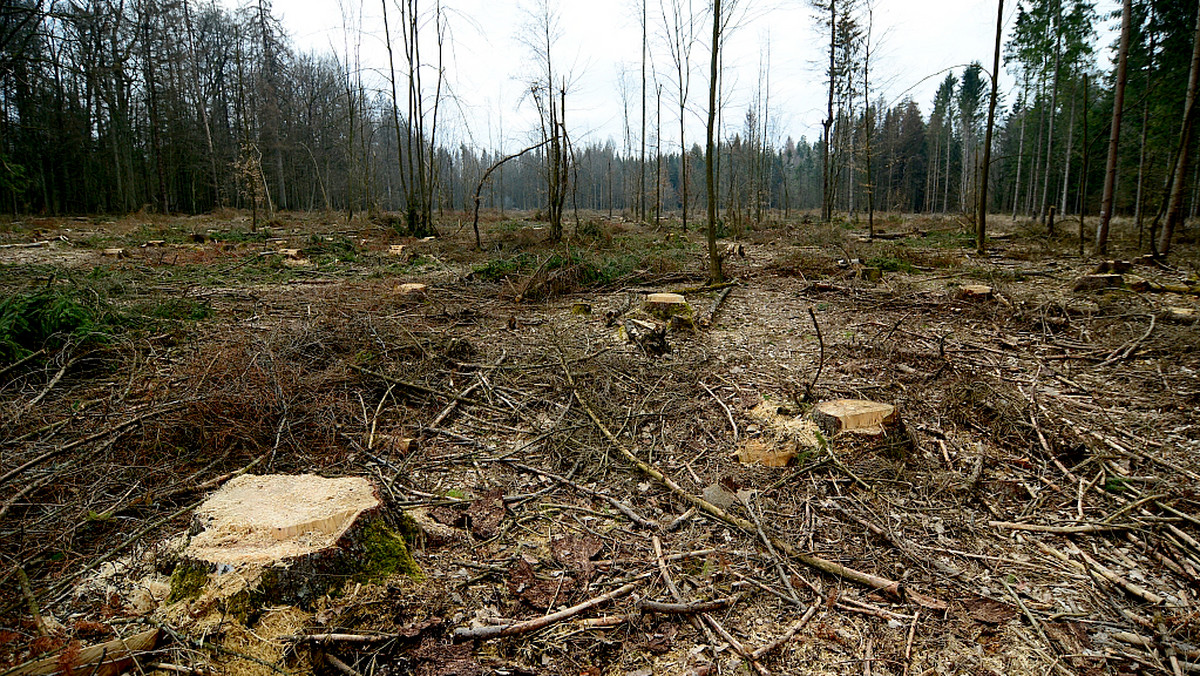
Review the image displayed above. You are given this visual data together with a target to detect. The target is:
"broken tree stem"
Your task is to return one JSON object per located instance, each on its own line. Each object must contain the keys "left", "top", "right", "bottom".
{"left": 15, "top": 567, "right": 47, "bottom": 636}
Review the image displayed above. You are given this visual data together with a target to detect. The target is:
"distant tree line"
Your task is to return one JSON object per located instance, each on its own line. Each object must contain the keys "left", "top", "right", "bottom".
{"left": 1, "top": 0, "right": 1197, "bottom": 251}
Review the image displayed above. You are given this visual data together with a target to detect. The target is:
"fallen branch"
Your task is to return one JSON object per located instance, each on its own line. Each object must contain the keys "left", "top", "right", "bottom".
{"left": 652, "top": 536, "right": 718, "bottom": 643}
{"left": 452, "top": 578, "right": 644, "bottom": 641}
{"left": 505, "top": 460, "right": 657, "bottom": 528}
{"left": 0, "top": 240, "right": 50, "bottom": 250}
{"left": 989, "top": 520, "right": 1134, "bottom": 534}
{"left": 638, "top": 597, "right": 735, "bottom": 614}
{"left": 702, "top": 614, "right": 770, "bottom": 676}
{"left": 1097, "top": 314, "right": 1155, "bottom": 368}
{"left": 804, "top": 307, "right": 825, "bottom": 402}
{"left": 4, "top": 628, "right": 158, "bottom": 676}
{"left": 325, "top": 654, "right": 363, "bottom": 676}
{"left": 699, "top": 381, "right": 738, "bottom": 442}
{"left": 1076, "top": 547, "right": 1169, "bottom": 606}
{"left": 668, "top": 280, "right": 739, "bottom": 295}
{"left": 749, "top": 601, "right": 820, "bottom": 661}
{"left": 0, "top": 349, "right": 45, "bottom": 383}
{"left": 292, "top": 633, "right": 400, "bottom": 644}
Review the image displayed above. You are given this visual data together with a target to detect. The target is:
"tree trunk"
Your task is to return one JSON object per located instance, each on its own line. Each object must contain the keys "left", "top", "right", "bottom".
{"left": 1040, "top": 16, "right": 1063, "bottom": 232}
{"left": 705, "top": 0, "right": 722, "bottom": 284}
{"left": 821, "top": 0, "right": 835, "bottom": 222}
{"left": 1157, "top": 4, "right": 1200, "bottom": 257}
{"left": 1096, "top": 0, "right": 1132, "bottom": 255}
{"left": 977, "top": 0, "right": 1003, "bottom": 253}
{"left": 1059, "top": 84, "right": 1076, "bottom": 215}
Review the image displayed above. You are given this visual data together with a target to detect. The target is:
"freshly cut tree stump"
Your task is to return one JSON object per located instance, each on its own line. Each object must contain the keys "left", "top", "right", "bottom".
{"left": 810, "top": 399, "right": 897, "bottom": 436}
{"left": 735, "top": 401, "right": 822, "bottom": 467}
{"left": 957, "top": 284, "right": 994, "bottom": 301}
{"left": 168, "top": 474, "right": 418, "bottom": 615}
{"left": 644, "top": 292, "right": 690, "bottom": 318}
{"left": 395, "top": 282, "right": 428, "bottom": 296}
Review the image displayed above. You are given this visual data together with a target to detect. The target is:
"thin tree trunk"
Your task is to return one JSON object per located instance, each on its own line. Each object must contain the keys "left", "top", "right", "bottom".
{"left": 1157, "top": 5, "right": 1200, "bottom": 257}
{"left": 1059, "top": 84, "right": 1076, "bottom": 215}
{"left": 1012, "top": 102, "right": 1027, "bottom": 222}
{"left": 705, "top": 0, "right": 722, "bottom": 283}
{"left": 1135, "top": 95, "right": 1149, "bottom": 248}
{"left": 1040, "top": 16, "right": 1063, "bottom": 232}
{"left": 821, "top": 0, "right": 835, "bottom": 222}
{"left": 1079, "top": 72, "right": 1090, "bottom": 256}
{"left": 977, "top": 0, "right": 1003, "bottom": 253}
{"left": 640, "top": 0, "right": 647, "bottom": 221}
{"left": 1096, "top": 0, "right": 1132, "bottom": 255}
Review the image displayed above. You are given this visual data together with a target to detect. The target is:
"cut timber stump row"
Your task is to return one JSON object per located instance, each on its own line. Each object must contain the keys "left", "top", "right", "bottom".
{"left": 811, "top": 399, "right": 897, "bottom": 437}
{"left": 388, "top": 244, "right": 407, "bottom": 256}
{"left": 957, "top": 285, "right": 994, "bottom": 301}
{"left": 1072, "top": 274, "right": 1123, "bottom": 293}
{"left": 167, "top": 474, "right": 419, "bottom": 617}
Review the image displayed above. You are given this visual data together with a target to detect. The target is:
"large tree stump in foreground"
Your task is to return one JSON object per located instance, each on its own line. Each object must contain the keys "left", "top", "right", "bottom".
{"left": 167, "top": 474, "right": 419, "bottom": 619}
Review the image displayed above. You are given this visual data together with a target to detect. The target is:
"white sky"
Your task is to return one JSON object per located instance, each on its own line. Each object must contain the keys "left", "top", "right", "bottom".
{"left": 267, "top": 0, "right": 1121, "bottom": 152}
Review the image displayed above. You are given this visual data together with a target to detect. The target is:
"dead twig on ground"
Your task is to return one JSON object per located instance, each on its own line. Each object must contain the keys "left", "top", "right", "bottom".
{"left": 989, "top": 520, "right": 1135, "bottom": 534}
{"left": 749, "top": 601, "right": 820, "bottom": 662}
{"left": 452, "top": 577, "right": 645, "bottom": 641}
{"left": 637, "top": 597, "right": 734, "bottom": 614}
{"left": 699, "top": 381, "right": 738, "bottom": 442}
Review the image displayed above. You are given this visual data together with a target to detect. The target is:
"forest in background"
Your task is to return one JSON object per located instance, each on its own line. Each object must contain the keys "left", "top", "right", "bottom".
{"left": 1, "top": 0, "right": 1198, "bottom": 250}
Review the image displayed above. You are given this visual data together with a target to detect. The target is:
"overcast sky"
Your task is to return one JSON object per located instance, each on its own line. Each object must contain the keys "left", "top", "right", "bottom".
{"left": 262, "top": 0, "right": 1121, "bottom": 151}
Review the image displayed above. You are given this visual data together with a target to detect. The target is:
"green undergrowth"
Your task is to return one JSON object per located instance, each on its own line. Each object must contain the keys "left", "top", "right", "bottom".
{"left": 0, "top": 286, "right": 125, "bottom": 363}
{"left": 471, "top": 239, "right": 696, "bottom": 290}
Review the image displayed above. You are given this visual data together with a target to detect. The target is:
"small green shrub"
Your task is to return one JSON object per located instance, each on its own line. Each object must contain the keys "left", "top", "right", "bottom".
{"left": 867, "top": 256, "right": 917, "bottom": 274}
{"left": 0, "top": 288, "right": 118, "bottom": 363}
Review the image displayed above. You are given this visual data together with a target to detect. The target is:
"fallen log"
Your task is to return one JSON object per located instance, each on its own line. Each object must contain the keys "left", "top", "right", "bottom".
{"left": 5, "top": 629, "right": 159, "bottom": 676}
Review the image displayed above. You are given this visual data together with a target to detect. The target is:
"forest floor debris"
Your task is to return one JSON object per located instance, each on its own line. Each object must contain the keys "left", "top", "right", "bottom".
{"left": 1, "top": 211, "right": 1199, "bottom": 675}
